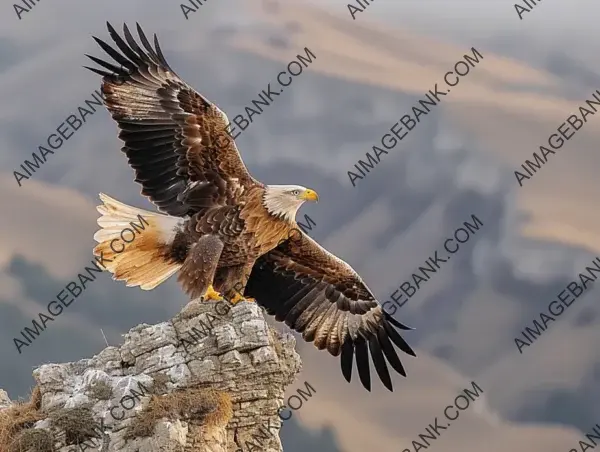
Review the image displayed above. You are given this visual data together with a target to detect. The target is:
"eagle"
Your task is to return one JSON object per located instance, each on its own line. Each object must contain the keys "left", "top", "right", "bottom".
{"left": 85, "top": 22, "right": 416, "bottom": 392}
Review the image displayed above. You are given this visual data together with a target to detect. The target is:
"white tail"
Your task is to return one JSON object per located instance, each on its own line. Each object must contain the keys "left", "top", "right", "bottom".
{"left": 93, "top": 193, "right": 184, "bottom": 290}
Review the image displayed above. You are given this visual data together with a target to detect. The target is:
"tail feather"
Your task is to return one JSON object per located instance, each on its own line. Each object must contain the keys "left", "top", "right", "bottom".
{"left": 93, "top": 193, "right": 184, "bottom": 290}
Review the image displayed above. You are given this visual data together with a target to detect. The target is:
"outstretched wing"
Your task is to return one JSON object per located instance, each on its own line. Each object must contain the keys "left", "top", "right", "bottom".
{"left": 244, "top": 231, "right": 416, "bottom": 392}
{"left": 85, "top": 22, "right": 260, "bottom": 217}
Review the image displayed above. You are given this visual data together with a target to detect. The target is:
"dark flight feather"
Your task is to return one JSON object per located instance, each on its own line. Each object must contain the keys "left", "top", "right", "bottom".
{"left": 245, "top": 231, "right": 416, "bottom": 391}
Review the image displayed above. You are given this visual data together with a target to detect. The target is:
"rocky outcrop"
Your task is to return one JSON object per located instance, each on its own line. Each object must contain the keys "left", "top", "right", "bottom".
{"left": 0, "top": 299, "right": 302, "bottom": 452}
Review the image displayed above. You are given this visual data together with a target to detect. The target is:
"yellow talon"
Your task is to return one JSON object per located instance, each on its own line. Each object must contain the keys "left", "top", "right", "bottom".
{"left": 229, "top": 293, "right": 256, "bottom": 304}
{"left": 204, "top": 284, "right": 224, "bottom": 301}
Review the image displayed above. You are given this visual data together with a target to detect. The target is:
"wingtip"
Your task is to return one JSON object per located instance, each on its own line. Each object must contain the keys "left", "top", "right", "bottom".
{"left": 340, "top": 340, "right": 354, "bottom": 383}
{"left": 355, "top": 338, "right": 372, "bottom": 391}
{"left": 84, "top": 66, "right": 111, "bottom": 78}
{"left": 105, "top": 21, "right": 117, "bottom": 36}
{"left": 98, "top": 192, "right": 111, "bottom": 203}
{"left": 385, "top": 311, "right": 416, "bottom": 331}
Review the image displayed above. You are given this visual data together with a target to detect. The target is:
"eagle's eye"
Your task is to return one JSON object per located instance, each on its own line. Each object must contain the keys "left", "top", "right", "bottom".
{"left": 291, "top": 190, "right": 300, "bottom": 196}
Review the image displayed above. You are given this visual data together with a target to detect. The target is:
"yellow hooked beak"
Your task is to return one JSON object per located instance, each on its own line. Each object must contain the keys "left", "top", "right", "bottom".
{"left": 300, "top": 189, "right": 319, "bottom": 202}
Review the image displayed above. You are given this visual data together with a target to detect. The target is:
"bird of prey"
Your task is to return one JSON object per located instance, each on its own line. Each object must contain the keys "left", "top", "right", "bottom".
{"left": 85, "top": 22, "right": 416, "bottom": 391}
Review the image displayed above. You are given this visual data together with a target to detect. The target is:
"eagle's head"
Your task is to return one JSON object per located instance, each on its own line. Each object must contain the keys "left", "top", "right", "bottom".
{"left": 263, "top": 184, "right": 319, "bottom": 222}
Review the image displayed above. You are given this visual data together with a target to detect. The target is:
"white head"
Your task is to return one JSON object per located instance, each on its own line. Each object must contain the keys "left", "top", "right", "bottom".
{"left": 263, "top": 184, "right": 319, "bottom": 222}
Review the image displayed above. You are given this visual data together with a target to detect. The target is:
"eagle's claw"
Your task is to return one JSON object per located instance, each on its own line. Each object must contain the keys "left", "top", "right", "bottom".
{"left": 230, "top": 293, "right": 256, "bottom": 304}
{"left": 204, "top": 285, "right": 224, "bottom": 301}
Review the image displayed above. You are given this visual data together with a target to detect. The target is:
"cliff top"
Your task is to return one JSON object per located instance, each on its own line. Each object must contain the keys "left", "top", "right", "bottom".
{"left": 0, "top": 299, "right": 302, "bottom": 452}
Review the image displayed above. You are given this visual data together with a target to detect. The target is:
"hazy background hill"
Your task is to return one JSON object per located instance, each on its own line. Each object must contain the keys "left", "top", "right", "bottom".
{"left": 1, "top": 0, "right": 600, "bottom": 450}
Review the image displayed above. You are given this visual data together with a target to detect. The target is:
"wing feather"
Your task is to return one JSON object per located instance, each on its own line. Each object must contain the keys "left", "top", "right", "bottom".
{"left": 354, "top": 338, "right": 371, "bottom": 391}
{"left": 377, "top": 327, "right": 406, "bottom": 377}
{"left": 86, "top": 22, "right": 261, "bottom": 217}
{"left": 368, "top": 334, "right": 392, "bottom": 391}
{"left": 245, "top": 231, "right": 416, "bottom": 392}
{"left": 340, "top": 339, "right": 354, "bottom": 383}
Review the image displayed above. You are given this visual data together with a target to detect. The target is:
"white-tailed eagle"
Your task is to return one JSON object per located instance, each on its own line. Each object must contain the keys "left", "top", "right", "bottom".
{"left": 86, "top": 22, "right": 416, "bottom": 391}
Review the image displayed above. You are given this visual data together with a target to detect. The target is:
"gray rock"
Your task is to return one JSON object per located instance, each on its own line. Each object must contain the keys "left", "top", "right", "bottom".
{"left": 1, "top": 299, "right": 302, "bottom": 452}
{"left": 0, "top": 389, "right": 11, "bottom": 409}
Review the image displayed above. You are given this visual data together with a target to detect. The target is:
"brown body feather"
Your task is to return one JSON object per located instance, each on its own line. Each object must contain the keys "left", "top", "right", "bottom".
{"left": 174, "top": 186, "right": 295, "bottom": 297}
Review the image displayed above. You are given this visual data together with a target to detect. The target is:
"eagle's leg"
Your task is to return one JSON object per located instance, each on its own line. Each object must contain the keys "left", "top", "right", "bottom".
{"left": 218, "top": 262, "right": 256, "bottom": 304}
{"left": 177, "top": 235, "right": 224, "bottom": 301}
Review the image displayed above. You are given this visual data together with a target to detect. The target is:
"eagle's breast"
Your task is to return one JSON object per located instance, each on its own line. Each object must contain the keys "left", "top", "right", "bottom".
{"left": 239, "top": 187, "right": 294, "bottom": 258}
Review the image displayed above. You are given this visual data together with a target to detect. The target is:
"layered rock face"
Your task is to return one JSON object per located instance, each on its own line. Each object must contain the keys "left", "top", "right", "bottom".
{"left": 0, "top": 299, "right": 302, "bottom": 452}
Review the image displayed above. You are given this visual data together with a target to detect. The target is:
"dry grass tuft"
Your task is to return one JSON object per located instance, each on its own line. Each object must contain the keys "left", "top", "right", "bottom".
{"left": 29, "top": 388, "right": 41, "bottom": 413}
{"left": 8, "top": 428, "right": 54, "bottom": 452}
{"left": 86, "top": 380, "right": 113, "bottom": 401}
{"left": 0, "top": 386, "right": 45, "bottom": 452}
{"left": 48, "top": 407, "right": 99, "bottom": 446}
{"left": 124, "top": 388, "right": 232, "bottom": 441}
